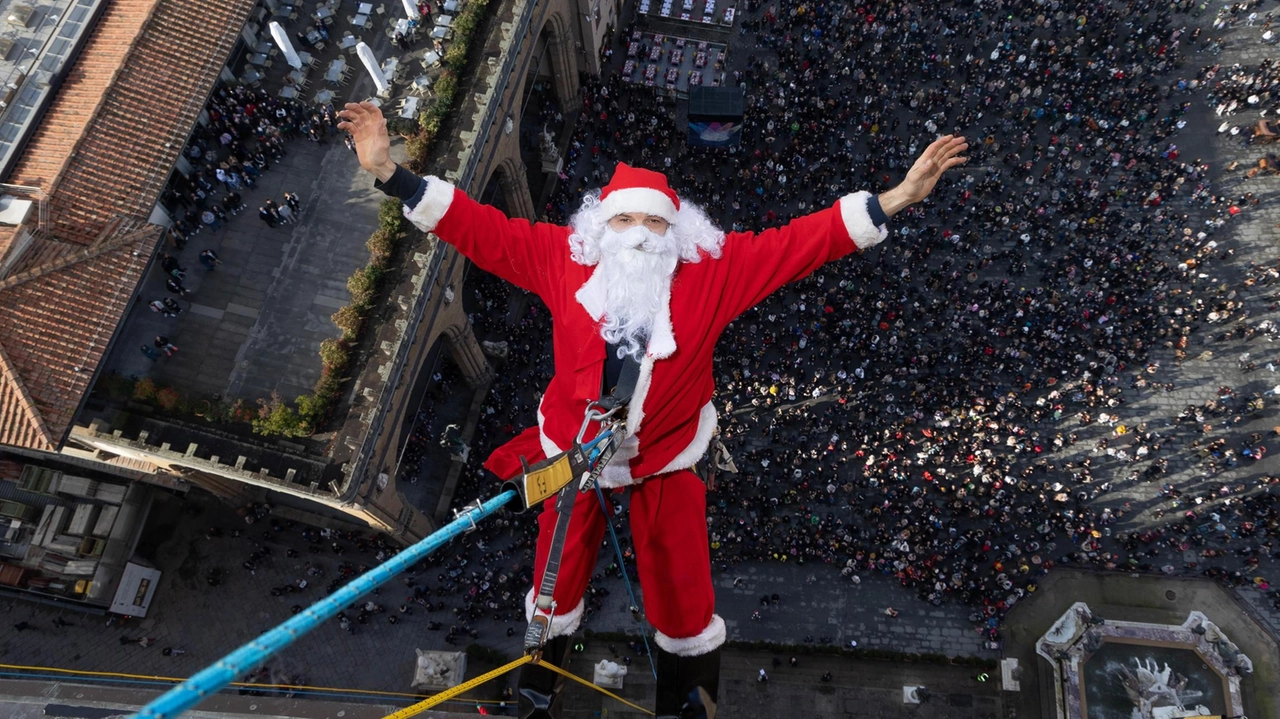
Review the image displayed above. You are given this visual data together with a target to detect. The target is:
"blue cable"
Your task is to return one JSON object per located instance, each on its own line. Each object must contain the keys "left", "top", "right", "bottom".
{"left": 132, "top": 422, "right": 656, "bottom": 718}
{"left": 131, "top": 490, "right": 517, "bottom": 719}
{"left": 0, "top": 670, "right": 504, "bottom": 708}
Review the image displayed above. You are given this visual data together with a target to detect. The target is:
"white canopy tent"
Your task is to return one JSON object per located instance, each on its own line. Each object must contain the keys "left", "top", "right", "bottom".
{"left": 356, "top": 41, "right": 390, "bottom": 95}
{"left": 269, "top": 21, "right": 302, "bottom": 70}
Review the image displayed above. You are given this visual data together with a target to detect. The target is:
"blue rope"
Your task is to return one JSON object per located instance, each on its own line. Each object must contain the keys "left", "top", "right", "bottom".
{"left": 0, "top": 671, "right": 434, "bottom": 704}
{"left": 593, "top": 482, "right": 658, "bottom": 680}
{"left": 131, "top": 490, "right": 518, "bottom": 719}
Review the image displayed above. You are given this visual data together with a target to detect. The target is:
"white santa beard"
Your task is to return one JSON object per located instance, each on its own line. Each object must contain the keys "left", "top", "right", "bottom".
{"left": 593, "top": 226, "right": 679, "bottom": 358}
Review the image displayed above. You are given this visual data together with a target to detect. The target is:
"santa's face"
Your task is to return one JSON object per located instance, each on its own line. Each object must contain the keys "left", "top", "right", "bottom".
{"left": 607, "top": 211, "right": 671, "bottom": 237}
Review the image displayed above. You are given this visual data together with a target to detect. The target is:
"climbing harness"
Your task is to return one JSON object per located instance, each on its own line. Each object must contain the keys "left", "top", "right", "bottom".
{"left": 521, "top": 353, "right": 639, "bottom": 658}
{"left": 502, "top": 351, "right": 639, "bottom": 511}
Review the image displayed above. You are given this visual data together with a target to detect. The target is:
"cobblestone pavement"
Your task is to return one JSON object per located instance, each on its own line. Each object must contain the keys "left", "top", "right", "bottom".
{"left": 448, "top": 0, "right": 1280, "bottom": 680}
{"left": 1055, "top": 13, "right": 1280, "bottom": 629}
{"left": 470, "top": 0, "right": 1280, "bottom": 663}
{"left": 1, "top": 492, "right": 461, "bottom": 694}
{"left": 99, "top": 128, "right": 385, "bottom": 404}
{"left": 558, "top": 645, "right": 1000, "bottom": 719}
{"left": 0, "top": 487, "right": 989, "bottom": 698}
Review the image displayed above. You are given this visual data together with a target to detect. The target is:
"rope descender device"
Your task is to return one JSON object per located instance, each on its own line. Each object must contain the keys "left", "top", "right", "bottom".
{"left": 501, "top": 400, "right": 628, "bottom": 512}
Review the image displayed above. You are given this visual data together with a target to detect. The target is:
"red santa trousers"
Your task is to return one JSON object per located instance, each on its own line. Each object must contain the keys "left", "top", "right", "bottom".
{"left": 529, "top": 469, "right": 717, "bottom": 652}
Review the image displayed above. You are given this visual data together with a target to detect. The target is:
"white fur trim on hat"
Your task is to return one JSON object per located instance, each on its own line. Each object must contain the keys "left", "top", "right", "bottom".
{"left": 525, "top": 587, "right": 586, "bottom": 638}
{"left": 838, "top": 190, "right": 889, "bottom": 250}
{"left": 599, "top": 187, "right": 679, "bottom": 224}
{"left": 654, "top": 614, "right": 726, "bottom": 656}
{"left": 403, "top": 175, "right": 456, "bottom": 233}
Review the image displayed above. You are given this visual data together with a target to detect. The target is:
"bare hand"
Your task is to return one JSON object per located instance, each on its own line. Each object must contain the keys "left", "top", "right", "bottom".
{"left": 337, "top": 101, "right": 396, "bottom": 182}
{"left": 899, "top": 134, "right": 969, "bottom": 204}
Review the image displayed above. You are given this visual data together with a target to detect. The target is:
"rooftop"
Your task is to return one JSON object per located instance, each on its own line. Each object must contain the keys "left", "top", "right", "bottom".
{"left": 0, "top": 0, "right": 257, "bottom": 451}
{"left": 0, "top": 0, "right": 107, "bottom": 179}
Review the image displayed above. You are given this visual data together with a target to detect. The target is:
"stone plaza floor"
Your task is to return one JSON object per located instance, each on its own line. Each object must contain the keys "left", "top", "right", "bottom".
{"left": 101, "top": 131, "right": 384, "bottom": 404}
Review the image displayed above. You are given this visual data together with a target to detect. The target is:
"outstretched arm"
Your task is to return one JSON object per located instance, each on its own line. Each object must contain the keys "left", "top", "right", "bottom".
{"left": 337, "top": 101, "right": 568, "bottom": 300}
{"left": 337, "top": 101, "right": 398, "bottom": 182}
{"left": 877, "top": 134, "right": 969, "bottom": 218}
{"left": 710, "top": 134, "right": 969, "bottom": 323}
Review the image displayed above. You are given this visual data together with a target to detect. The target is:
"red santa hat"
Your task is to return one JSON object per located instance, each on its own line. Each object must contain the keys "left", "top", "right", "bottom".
{"left": 598, "top": 163, "right": 680, "bottom": 224}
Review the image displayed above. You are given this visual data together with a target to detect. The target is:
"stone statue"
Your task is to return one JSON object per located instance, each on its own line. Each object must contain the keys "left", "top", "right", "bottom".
{"left": 539, "top": 124, "right": 562, "bottom": 173}
{"left": 413, "top": 649, "right": 463, "bottom": 689}
{"left": 539, "top": 124, "right": 558, "bottom": 163}
{"left": 593, "top": 659, "right": 628, "bottom": 689}
{"left": 481, "top": 340, "right": 510, "bottom": 359}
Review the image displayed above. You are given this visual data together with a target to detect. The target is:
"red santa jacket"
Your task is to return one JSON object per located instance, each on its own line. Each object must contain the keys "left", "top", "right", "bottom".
{"left": 403, "top": 176, "right": 888, "bottom": 487}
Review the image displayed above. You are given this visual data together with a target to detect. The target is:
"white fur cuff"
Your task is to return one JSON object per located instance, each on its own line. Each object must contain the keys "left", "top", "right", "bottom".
{"left": 838, "top": 190, "right": 889, "bottom": 250}
{"left": 403, "top": 175, "right": 456, "bottom": 232}
{"left": 654, "top": 614, "right": 726, "bottom": 656}
{"left": 525, "top": 587, "right": 586, "bottom": 639}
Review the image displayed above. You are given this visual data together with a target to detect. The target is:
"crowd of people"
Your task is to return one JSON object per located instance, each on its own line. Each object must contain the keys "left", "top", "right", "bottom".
{"left": 161, "top": 84, "right": 330, "bottom": 244}
{"left": 144, "top": 84, "right": 325, "bottom": 333}
{"left": 390, "top": 0, "right": 1280, "bottom": 647}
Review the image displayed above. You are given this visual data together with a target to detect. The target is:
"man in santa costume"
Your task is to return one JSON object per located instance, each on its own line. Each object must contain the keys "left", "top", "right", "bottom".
{"left": 338, "top": 101, "right": 966, "bottom": 718}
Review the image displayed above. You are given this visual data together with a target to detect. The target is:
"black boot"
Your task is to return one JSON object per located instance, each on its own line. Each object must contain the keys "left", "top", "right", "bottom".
{"left": 655, "top": 646, "right": 720, "bottom": 719}
{"left": 518, "top": 635, "right": 573, "bottom": 719}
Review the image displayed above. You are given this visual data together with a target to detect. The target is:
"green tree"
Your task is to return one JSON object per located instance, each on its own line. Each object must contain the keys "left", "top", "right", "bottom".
{"left": 347, "top": 266, "right": 381, "bottom": 307}
{"left": 331, "top": 305, "right": 363, "bottom": 341}
{"left": 133, "top": 377, "right": 158, "bottom": 401}
{"left": 252, "top": 394, "right": 312, "bottom": 438}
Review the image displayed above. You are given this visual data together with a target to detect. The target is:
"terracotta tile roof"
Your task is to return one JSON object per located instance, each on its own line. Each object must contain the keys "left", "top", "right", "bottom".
{"left": 0, "top": 227, "right": 19, "bottom": 265}
{"left": 0, "top": 346, "right": 54, "bottom": 451}
{"left": 0, "top": 0, "right": 257, "bottom": 450}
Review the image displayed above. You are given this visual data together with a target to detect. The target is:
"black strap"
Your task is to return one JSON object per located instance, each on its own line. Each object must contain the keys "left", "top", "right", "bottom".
{"left": 599, "top": 351, "right": 641, "bottom": 411}
{"left": 603, "top": 341, "right": 626, "bottom": 393}
{"left": 524, "top": 481, "right": 578, "bottom": 653}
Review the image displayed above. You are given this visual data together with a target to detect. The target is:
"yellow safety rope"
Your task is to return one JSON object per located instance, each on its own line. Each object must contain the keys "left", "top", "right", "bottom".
{"left": 534, "top": 659, "right": 654, "bottom": 716}
{"left": 380, "top": 655, "right": 656, "bottom": 718}
{"left": 0, "top": 663, "right": 430, "bottom": 699}
{"left": 383, "top": 655, "right": 532, "bottom": 719}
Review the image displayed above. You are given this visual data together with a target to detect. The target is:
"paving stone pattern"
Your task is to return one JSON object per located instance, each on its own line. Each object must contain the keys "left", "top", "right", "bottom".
{"left": 102, "top": 116, "right": 382, "bottom": 404}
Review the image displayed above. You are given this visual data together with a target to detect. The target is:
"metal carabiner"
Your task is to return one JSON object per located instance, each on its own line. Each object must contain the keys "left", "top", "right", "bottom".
{"left": 574, "top": 400, "right": 623, "bottom": 446}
